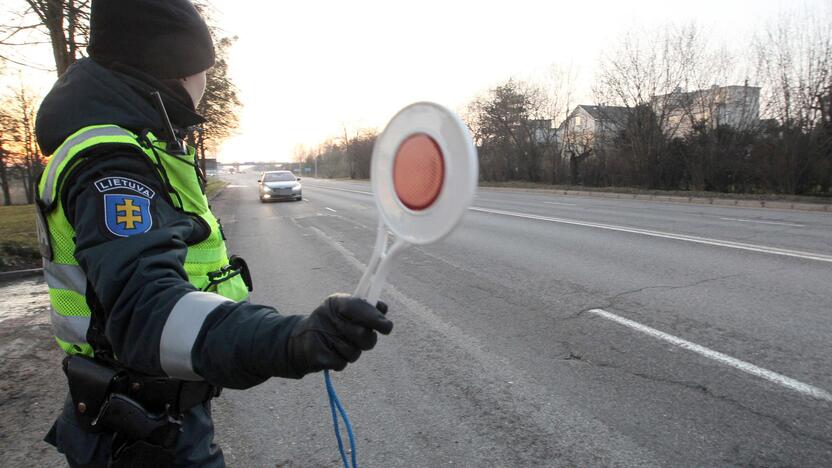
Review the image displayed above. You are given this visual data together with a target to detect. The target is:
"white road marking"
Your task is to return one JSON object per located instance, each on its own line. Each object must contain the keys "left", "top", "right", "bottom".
{"left": 305, "top": 184, "right": 372, "bottom": 196}
{"left": 470, "top": 207, "right": 832, "bottom": 263}
{"left": 325, "top": 207, "right": 337, "bottom": 212}
{"left": 300, "top": 222, "right": 657, "bottom": 457}
{"left": 227, "top": 185, "right": 249, "bottom": 188}
{"left": 307, "top": 185, "right": 830, "bottom": 262}
{"left": 588, "top": 308, "right": 832, "bottom": 402}
{"left": 719, "top": 217, "right": 805, "bottom": 227}
{"left": 303, "top": 198, "right": 309, "bottom": 202}
{"left": 544, "top": 201, "right": 577, "bottom": 206}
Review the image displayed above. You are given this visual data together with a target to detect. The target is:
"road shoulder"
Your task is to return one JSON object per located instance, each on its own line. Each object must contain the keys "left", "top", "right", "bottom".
{"left": 0, "top": 277, "right": 66, "bottom": 467}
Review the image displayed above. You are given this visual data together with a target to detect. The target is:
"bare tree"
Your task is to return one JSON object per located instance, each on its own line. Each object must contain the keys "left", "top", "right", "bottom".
{"left": 192, "top": 35, "right": 240, "bottom": 174}
{"left": 594, "top": 24, "right": 712, "bottom": 188}
{"left": 0, "top": 0, "right": 90, "bottom": 75}
{"left": 0, "top": 74, "right": 43, "bottom": 204}
{"left": 3, "top": 1, "right": 242, "bottom": 177}
{"left": 558, "top": 108, "right": 596, "bottom": 184}
{"left": 313, "top": 138, "right": 349, "bottom": 179}
{"left": 753, "top": 8, "right": 832, "bottom": 193}
{"left": 8, "top": 82, "right": 43, "bottom": 202}
{"left": 344, "top": 129, "right": 376, "bottom": 179}
{"left": 0, "top": 59, "right": 11, "bottom": 205}
{"left": 0, "top": 109, "right": 13, "bottom": 205}
{"left": 306, "top": 128, "right": 377, "bottom": 180}
{"left": 290, "top": 143, "right": 310, "bottom": 174}
{"left": 465, "top": 78, "right": 559, "bottom": 182}
{"left": 540, "top": 65, "right": 577, "bottom": 184}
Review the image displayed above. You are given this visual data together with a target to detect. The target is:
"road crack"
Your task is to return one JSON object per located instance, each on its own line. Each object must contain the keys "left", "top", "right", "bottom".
{"left": 628, "top": 370, "right": 832, "bottom": 450}
{"left": 607, "top": 273, "right": 746, "bottom": 306}
{"left": 568, "top": 355, "right": 832, "bottom": 450}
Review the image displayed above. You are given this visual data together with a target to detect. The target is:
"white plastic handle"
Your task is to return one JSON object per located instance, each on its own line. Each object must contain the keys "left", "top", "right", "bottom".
{"left": 354, "top": 220, "right": 409, "bottom": 305}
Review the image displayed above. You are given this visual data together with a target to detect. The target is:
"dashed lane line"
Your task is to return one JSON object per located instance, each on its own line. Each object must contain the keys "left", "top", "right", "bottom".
{"left": 304, "top": 184, "right": 372, "bottom": 196}
{"left": 588, "top": 308, "right": 832, "bottom": 403}
{"left": 718, "top": 217, "right": 805, "bottom": 227}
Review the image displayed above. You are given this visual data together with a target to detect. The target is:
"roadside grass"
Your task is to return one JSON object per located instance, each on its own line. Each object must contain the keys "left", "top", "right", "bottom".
{"left": 479, "top": 180, "right": 832, "bottom": 204}
{"left": 0, "top": 205, "right": 40, "bottom": 271}
{"left": 0, "top": 177, "right": 227, "bottom": 272}
{"left": 2, "top": 182, "right": 227, "bottom": 237}
{"left": 205, "top": 177, "right": 228, "bottom": 199}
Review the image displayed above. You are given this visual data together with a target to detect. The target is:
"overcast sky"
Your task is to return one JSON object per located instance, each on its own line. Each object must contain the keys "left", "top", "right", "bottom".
{"left": 216, "top": 0, "right": 827, "bottom": 163}
{"left": 4, "top": 0, "right": 828, "bottom": 163}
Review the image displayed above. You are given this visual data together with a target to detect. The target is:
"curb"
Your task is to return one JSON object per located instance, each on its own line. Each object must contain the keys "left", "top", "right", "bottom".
{"left": 479, "top": 186, "right": 832, "bottom": 213}
{"left": 0, "top": 267, "right": 43, "bottom": 283}
{"left": 207, "top": 181, "right": 230, "bottom": 201}
{"left": 208, "top": 186, "right": 226, "bottom": 201}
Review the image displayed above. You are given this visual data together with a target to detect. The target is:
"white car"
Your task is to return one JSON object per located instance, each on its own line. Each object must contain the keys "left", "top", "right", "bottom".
{"left": 258, "top": 171, "right": 302, "bottom": 202}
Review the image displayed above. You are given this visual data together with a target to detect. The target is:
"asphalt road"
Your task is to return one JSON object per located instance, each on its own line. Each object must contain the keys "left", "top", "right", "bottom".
{"left": 209, "top": 174, "right": 832, "bottom": 467}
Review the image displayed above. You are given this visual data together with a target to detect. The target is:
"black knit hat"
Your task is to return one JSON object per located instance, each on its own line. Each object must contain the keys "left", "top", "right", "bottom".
{"left": 87, "top": 0, "right": 215, "bottom": 80}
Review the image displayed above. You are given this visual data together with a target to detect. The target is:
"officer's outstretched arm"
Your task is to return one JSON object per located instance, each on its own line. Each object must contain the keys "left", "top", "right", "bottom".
{"left": 66, "top": 151, "right": 392, "bottom": 389}
{"left": 191, "top": 293, "right": 392, "bottom": 386}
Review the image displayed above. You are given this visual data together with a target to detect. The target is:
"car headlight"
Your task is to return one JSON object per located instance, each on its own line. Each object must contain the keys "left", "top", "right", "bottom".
{"left": 263, "top": 186, "right": 272, "bottom": 192}
{"left": 292, "top": 185, "right": 301, "bottom": 192}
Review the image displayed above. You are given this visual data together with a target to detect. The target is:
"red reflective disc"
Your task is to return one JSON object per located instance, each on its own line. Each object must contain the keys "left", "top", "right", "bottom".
{"left": 393, "top": 134, "right": 445, "bottom": 211}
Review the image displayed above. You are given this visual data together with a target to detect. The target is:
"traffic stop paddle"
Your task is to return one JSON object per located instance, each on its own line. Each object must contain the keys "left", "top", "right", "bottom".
{"left": 324, "top": 102, "right": 478, "bottom": 468}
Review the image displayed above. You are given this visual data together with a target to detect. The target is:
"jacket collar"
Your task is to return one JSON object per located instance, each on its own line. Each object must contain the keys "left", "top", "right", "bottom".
{"left": 107, "top": 62, "right": 206, "bottom": 133}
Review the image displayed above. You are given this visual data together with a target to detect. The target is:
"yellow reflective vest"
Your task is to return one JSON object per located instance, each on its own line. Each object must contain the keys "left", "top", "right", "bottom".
{"left": 36, "top": 125, "right": 249, "bottom": 357}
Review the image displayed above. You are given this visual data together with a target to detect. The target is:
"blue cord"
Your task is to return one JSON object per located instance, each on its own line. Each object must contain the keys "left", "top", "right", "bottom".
{"left": 324, "top": 370, "right": 358, "bottom": 468}
{"left": 325, "top": 371, "right": 348, "bottom": 468}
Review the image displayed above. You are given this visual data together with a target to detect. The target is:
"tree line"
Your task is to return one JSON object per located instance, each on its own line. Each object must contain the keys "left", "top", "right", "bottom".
{"left": 0, "top": 81, "right": 40, "bottom": 204}
{"left": 0, "top": 0, "right": 240, "bottom": 205}
{"left": 293, "top": 128, "right": 379, "bottom": 180}
{"left": 307, "top": 13, "right": 830, "bottom": 197}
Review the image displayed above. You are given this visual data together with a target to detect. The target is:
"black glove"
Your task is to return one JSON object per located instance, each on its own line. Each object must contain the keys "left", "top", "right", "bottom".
{"left": 286, "top": 293, "right": 393, "bottom": 378}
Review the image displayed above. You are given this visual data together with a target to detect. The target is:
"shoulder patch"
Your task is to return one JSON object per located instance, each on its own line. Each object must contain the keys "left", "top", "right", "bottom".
{"left": 95, "top": 176, "right": 156, "bottom": 199}
{"left": 104, "top": 194, "right": 153, "bottom": 237}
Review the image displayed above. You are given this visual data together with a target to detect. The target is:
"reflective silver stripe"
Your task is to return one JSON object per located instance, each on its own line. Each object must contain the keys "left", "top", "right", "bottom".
{"left": 43, "top": 259, "right": 87, "bottom": 295}
{"left": 42, "top": 126, "right": 134, "bottom": 205}
{"left": 160, "top": 291, "right": 231, "bottom": 381}
{"left": 51, "top": 307, "right": 90, "bottom": 344}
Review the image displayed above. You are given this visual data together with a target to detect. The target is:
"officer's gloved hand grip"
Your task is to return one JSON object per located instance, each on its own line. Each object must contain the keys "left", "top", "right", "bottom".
{"left": 284, "top": 293, "right": 393, "bottom": 378}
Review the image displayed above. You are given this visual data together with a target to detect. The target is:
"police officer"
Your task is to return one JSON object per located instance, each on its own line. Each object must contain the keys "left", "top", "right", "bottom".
{"left": 35, "top": 0, "right": 393, "bottom": 466}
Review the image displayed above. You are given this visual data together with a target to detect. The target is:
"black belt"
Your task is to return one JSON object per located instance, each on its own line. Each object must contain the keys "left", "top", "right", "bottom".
{"left": 124, "top": 372, "right": 220, "bottom": 415}
{"left": 63, "top": 355, "right": 220, "bottom": 448}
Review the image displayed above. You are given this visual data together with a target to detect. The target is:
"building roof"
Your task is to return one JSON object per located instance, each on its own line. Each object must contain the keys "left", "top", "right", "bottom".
{"left": 578, "top": 105, "right": 632, "bottom": 124}
{"left": 651, "top": 85, "right": 761, "bottom": 107}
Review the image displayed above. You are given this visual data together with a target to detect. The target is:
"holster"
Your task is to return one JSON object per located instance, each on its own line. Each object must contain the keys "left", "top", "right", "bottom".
{"left": 62, "top": 355, "right": 217, "bottom": 450}
{"left": 96, "top": 393, "right": 181, "bottom": 449}
{"left": 63, "top": 355, "right": 126, "bottom": 432}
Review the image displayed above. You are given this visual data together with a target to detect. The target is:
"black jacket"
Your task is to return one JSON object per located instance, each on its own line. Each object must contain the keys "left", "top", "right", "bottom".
{"left": 37, "top": 58, "right": 300, "bottom": 389}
